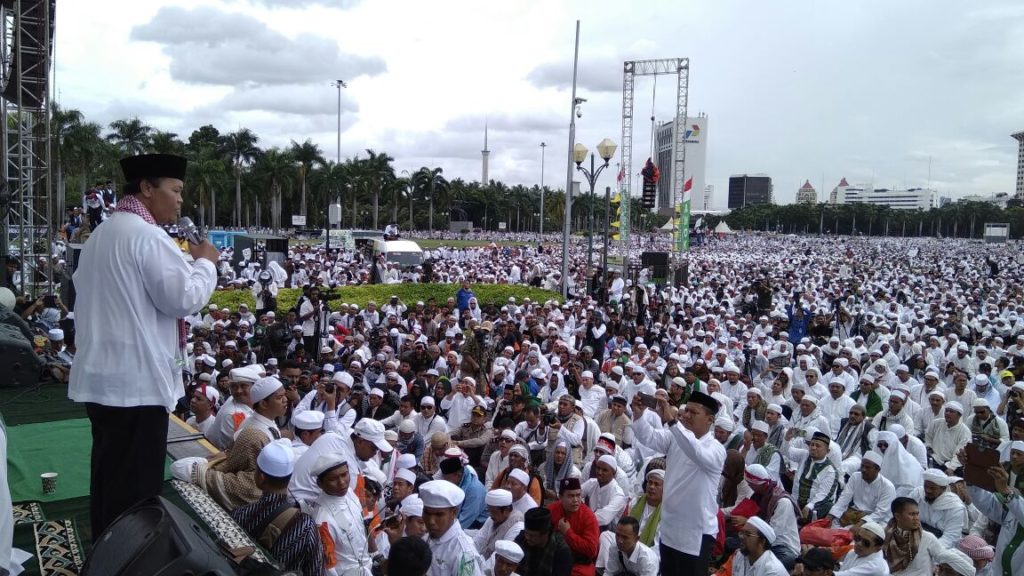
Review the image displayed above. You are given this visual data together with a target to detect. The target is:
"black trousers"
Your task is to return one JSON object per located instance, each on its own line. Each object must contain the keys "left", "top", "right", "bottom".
{"left": 660, "top": 534, "right": 715, "bottom": 576}
{"left": 86, "top": 403, "right": 168, "bottom": 538}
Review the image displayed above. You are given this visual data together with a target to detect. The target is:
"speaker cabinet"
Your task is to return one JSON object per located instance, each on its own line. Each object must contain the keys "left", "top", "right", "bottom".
{"left": 0, "top": 323, "right": 41, "bottom": 388}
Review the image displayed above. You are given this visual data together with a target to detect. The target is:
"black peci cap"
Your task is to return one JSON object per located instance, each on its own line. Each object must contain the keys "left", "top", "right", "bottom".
{"left": 120, "top": 154, "right": 187, "bottom": 182}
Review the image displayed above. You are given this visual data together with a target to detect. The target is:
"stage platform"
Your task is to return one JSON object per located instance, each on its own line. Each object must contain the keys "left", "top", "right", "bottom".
{"left": 3, "top": 381, "right": 273, "bottom": 575}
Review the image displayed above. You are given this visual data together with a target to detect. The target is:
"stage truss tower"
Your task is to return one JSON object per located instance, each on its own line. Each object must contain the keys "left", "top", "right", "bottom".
{"left": 619, "top": 58, "right": 689, "bottom": 276}
{"left": 1, "top": 0, "right": 55, "bottom": 297}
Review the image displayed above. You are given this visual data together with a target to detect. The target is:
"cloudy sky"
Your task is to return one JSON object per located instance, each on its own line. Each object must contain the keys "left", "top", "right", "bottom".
{"left": 55, "top": 0, "right": 1024, "bottom": 206}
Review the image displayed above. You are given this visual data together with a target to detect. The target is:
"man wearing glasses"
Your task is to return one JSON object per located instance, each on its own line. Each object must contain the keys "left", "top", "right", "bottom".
{"left": 731, "top": 516, "right": 787, "bottom": 576}
{"left": 833, "top": 521, "right": 888, "bottom": 576}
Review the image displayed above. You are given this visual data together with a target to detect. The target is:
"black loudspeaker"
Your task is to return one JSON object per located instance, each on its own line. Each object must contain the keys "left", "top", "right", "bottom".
{"left": 0, "top": 308, "right": 33, "bottom": 341}
{"left": 640, "top": 251, "right": 669, "bottom": 267}
{"left": 0, "top": 323, "right": 42, "bottom": 388}
{"left": 61, "top": 243, "right": 84, "bottom": 310}
{"left": 674, "top": 264, "right": 689, "bottom": 286}
{"left": 82, "top": 496, "right": 240, "bottom": 576}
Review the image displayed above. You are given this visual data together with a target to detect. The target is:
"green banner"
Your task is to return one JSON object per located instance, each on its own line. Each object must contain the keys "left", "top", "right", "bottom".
{"left": 677, "top": 199, "right": 691, "bottom": 251}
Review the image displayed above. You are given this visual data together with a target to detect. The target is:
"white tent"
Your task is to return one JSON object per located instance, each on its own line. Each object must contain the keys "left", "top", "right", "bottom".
{"left": 714, "top": 221, "right": 736, "bottom": 234}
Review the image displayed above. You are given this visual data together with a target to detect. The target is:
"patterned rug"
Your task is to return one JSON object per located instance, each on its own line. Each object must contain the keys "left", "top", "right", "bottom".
{"left": 171, "top": 479, "right": 270, "bottom": 564}
{"left": 13, "top": 501, "right": 45, "bottom": 525}
{"left": 33, "top": 519, "right": 84, "bottom": 576}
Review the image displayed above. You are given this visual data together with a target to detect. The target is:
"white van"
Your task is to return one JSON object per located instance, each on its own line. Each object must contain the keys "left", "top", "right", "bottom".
{"left": 371, "top": 239, "right": 423, "bottom": 268}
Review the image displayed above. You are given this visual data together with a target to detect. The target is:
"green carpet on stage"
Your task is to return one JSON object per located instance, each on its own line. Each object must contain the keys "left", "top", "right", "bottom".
{"left": 6, "top": 418, "right": 172, "bottom": 503}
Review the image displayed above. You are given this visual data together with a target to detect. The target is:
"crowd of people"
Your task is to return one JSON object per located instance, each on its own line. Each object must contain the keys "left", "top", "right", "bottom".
{"left": 13, "top": 184, "right": 1024, "bottom": 576}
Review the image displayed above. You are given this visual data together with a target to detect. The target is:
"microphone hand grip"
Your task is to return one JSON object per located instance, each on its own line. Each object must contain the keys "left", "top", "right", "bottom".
{"left": 178, "top": 217, "right": 205, "bottom": 245}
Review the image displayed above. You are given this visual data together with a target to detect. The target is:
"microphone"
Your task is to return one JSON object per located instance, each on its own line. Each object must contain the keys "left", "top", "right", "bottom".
{"left": 177, "top": 217, "right": 205, "bottom": 245}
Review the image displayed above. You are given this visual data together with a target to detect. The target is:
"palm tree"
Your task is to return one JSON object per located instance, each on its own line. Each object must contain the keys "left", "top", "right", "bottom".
{"left": 310, "top": 160, "right": 347, "bottom": 228}
{"left": 224, "top": 129, "right": 260, "bottom": 227}
{"left": 186, "top": 148, "right": 228, "bottom": 228}
{"left": 412, "top": 167, "right": 448, "bottom": 232}
{"left": 362, "top": 149, "right": 395, "bottom": 229}
{"left": 106, "top": 117, "right": 152, "bottom": 155}
{"left": 289, "top": 139, "right": 324, "bottom": 224}
{"left": 148, "top": 130, "right": 185, "bottom": 155}
{"left": 253, "top": 148, "right": 294, "bottom": 230}
{"left": 50, "top": 103, "right": 86, "bottom": 217}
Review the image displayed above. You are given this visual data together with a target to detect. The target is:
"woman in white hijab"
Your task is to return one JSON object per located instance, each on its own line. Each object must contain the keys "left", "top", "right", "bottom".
{"left": 873, "top": 430, "right": 923, "bottom": 498}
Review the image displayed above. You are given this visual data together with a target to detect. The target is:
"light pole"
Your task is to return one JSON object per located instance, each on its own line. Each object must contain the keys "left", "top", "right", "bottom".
{"left": 329, "top": 79, "right": 346, "bottom": 252}
{"left": 561, "top": 20, "right": 581, "bottom": 299}
{"left": 573, "top": 138, "right": 617, "bottom": 298}
{"left": 602, "top": 185, "right": 611, "bottom": 304}
{"left": 540, "top": 142, "right": 547, "bottom": 235}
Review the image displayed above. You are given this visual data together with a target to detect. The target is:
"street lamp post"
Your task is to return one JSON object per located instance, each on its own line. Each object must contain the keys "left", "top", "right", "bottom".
{"left": 540, "top": 142, "right": 546, "bottom": 235}
{"left": 602, "top": 185, "right": 611, "bottom": 304}
{"left": 328, "top": 79, "right": 346, "bottom": 252}
{"left": 560, "top": 20, "right": 580, "bottom": 299}
{"left": 573, "top": 138, "right": 617, "bottom": 298}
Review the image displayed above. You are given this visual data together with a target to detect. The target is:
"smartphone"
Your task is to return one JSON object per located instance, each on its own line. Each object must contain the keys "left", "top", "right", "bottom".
{"left": 639, "top": 393, "right": 659, "bottom": 410}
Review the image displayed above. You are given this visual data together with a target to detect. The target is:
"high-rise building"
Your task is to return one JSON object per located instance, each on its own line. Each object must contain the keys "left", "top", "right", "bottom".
{"left": 727, "top": 174, "right": 773, "bottom": 209}
{"left": 655, "top": 115, "right": 708, "bottom": 213}
{"left": 839, "top": 185, "right": 938, "bottom": 210}
{"left": 1013, "top": 131, "right": 1024, "bottom": 199}
{"left": 796, "top": 180, "right": 817, "bottom": 204}
{"left": 702, "top": 184, "right": 714, "bottom": 210}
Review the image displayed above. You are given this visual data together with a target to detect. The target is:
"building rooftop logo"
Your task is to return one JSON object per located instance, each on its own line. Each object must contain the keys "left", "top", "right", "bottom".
{"left": 684, "top": 124, "right": 701, "bottom": 140}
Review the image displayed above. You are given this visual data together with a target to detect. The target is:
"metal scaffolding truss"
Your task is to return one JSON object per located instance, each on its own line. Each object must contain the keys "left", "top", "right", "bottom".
{"left": 1, "top": 0, "right": 54, "bottom": 297}
{"left": 619, "top": 58, "right": 690, "bottom": 265}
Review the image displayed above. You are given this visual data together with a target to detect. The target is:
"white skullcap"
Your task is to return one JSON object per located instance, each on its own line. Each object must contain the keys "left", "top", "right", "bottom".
{"left": 47, "top": 328, "right": 63, "bottom": 341}
{"left": 944, "top": 401, "right": 964, "bottom": 415}
{"left": 370, "top": 388, "right": 385, "bottom": 398}
{"left": 746, "top": 516, "right": 776, "bottom": 545}
{"left": 929, "top": 390, "right": 946, "bottom": 400}
{"left": 310, "top": 453, "right": 348, "bottom": 477}
{"left": 645, "top": 468, "right": 665, "bottom": 481}
{"left": 396, "top": 453, "right": 417, "bottom": 470}
{"left": 495, "top": 540, "right": 525, "bottom": 564}
{"left": 581, "top": 370, "right": 594, "bottom": 380}
{"left": 751, "top": 420, "right": 770, "bottom": 435}
{"left": 420, "top": 395, "right": 436, "bottom": 407}
{"left": 500, "top": 429, "right": 518, "bottom": 441}
{"left": 861, "top": 521, "right": 886, "bottom": 541}
{"left": 597, "top": 454, "right": 618, "bottom": 471}
{"left": 486, "top": 488, "right": 513, "bottom": 507}
{"left": 1011, "top": 440, "right": 1024, "bottom": 454}
{"left": 508, "top": 468, "right": 530, "bottom": 487}
{"left": 202, "top": 356, "right": 217, "bottom": 368}
{"left": 766, "top": 403, "right": 784, "bottom": 414}
{"left": 400, "top": 494, "right": 424, "bottom": 517}
{"left": 197, "top": 372, "right": 213, "bottom": 383}
{"left": 889, "top": 424, "right": 907, "bottom": 438}
{"left": 972, "top": 398, "right": 991, "bottom": 410}
{"left": 715, "top": 417, "right": 735, "bottom": 432}
{"left": 229, "top": 366, "right": 260, "bottom": 383}
{"left": 251, "top": 376, "right": 283, "bottom": 404}
{"left": 923, "top": 468, "right": 953, "bottom": 487}
{"left": 862, "top": 450, "right": 883, "bottom": 468}
{"left": 256, "top": 440, "right": 294, "bottom": 477}
{"left": 419, "top": 480, "right": 465, "bottom": 508}
{"left": 802, "top": 394, "right": 819, "bottom": 406}
{"left": 399, "top": 419, "right": 416, "bottom": 434}
{"left": 936, "top": 549, "right": 976, "bottom": 576}
{"left": 331, "top": 371, "right": 354, "bottom": 388}
{"left": 395, "top": 468, "right": 417, "bottom": 486}
{"left": 292, "top": 410, "right": 324, "bottom": 431}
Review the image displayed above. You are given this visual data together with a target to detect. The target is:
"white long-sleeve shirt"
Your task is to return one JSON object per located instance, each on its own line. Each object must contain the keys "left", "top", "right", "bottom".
{"left": 605, "top": 541, "right": 659, "bottom": 576}
{"left": 732, "top": 549, "right": 789, "bottom": 576}
{"left": 835, "top": 550, "right": 891, "bottom": 576}
{"left": 441, "top": 392, "right": 483, "bottom": 432}
{"left": 924, "top": 419, "right": 971, "bottom": 470}
{"left": 578, "top": 384, "right": 607, "bottom": 418}
{"left": 829, "top": 472, "right": 895, "bottom": 525}
{"left": 70, "top": 211, "right": 217, "bottom": 410}
{"left": 631, "top": 413, "right": 725, "bottom": 555}
{"left": 913, "top": 488, "right": 967, "bottom": 547}
{"left": 581, "top": 477, "right": 628, "bottom": 528}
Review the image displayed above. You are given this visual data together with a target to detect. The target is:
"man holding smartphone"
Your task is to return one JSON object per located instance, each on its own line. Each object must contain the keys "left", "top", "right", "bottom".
{"left": 69, "top": 154, "right": 219, "bottom": 537}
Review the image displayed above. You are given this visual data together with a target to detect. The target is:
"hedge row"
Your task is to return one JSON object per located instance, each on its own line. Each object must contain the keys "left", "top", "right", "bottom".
{"left": 207, "top": 283, "right": 563, "bottom": 316}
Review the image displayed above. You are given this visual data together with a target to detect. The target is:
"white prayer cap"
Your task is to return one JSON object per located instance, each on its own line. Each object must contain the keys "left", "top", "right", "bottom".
{"left": 750, "top": 420, "right": 770, "bottom": 435}
{"left": 530, "top": 369, "right": 545, "bottom": 379}
{"left": 197, "top": 373, "right": 213, "bottom": 383}
{"left": 310, "top": 453, "right": 347, "bottom": 478}
{"left": 801, "top": 394, "right": 819, "bottom": 406}
{"left": 861, "top": 521, "right": 886, "bottom": 541}
{"left": 935, "top": 549, "right": 976, "bottom": 576}
{"left": 229, "top": 366, "right": 260, "bottom": 383}
{"left": 420, "top": 395, "right": 436, "bottom": 407}
{"left": 746, "top": 516, "right": 775, "bottom": 545}
{"left": 495, "top": 540, "right": 525, "bottom": 564}
{"left": 928, "top": 390, "right": 946, "bottom": 400}
{"left": 715, "top": 417, "right": 735, "bottom": 432}
{"left": 395, "top": 468, "right": 417, "bottom": 486}
{"left": 399, "top": 420, "right": 416, "bottom": 434}
{"left": 581, "top": 370, "right": 594, "bottom": 380}
{"left": 383, "top": 429, "right": 398, "bottom": 442}
{"left": 973, "top": 374, "right": 989, "bottom": 386}
{"left": 225, "top": 340, "right": 237, "bottom": 349}
{"left": 896, "top": 364, "right": 909, "bottom": 373}
{"left": 766, "top": 403, "right": 784, "bottom": 414}
{"left": 256, "top": 440, "right": 294, "bottom": 477}
{"left": 645, "top": 468, "right": 665, "bottom": 481}
{"left": 292, "top": 410, "right": 324, "bottom": 431}
{"left": 597, "top": 454, "right": 618, "bottom": 471}
{"left": 612, "top": 366, "right": 624, "bottom": 376}
{"left": 353, "top": 419, "right": 393, "bottom": 453}
{"left": 47, "top": 328, "right": 63, "bottom": 341}
{"left": 508, "top": 468, "right": 530, "bottom": 487}
{"left": 487, "top": 489, "right": 513, "bottom": 507}
{"left": 251, "top": 376, "right": 283, "bottom": 404}
{"left": 400, "top": 494, "right": 424, "bottom": 518}
{"left": 944, "top": 401, "right": 964, "bottom": 415}
{"left": 419, "top": 480, "right": 465, "bottom": 509}
{"left": 266, "top": 357, "right": 278, "bottom": 365}
{"left": 197, "top": 384, "right": 219, "bottom": 404}
{"left": 889, "top": 424, "right": 907, "bottom": 439}
{"left": 332, "top": 371, "right": 354, "bottom": 388}
{"left": 862, "top": 450, "right": 883, "bottom": 468}
{"left": 500, "top": 429, "right": 518, "bottom": 441}
{"left": 396, "top": 453, "right": 417, "bottom": 469}
{"left": 222, "top": 359, "right": 234, "bottom": 369}
{"left": 923, "top": 468, "right": 953, "bottom": 487}
{"left": 972, "top": 398, "right": 991, "bottom": 410}
{"left": 370, "top": 388, "right": 385, "bottom": 398}
{"left": 202, "top": 355, "right": 217, "bottom": 368}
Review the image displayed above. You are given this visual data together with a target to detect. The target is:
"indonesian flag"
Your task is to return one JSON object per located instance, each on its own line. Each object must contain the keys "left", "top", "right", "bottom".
{"left": 683, "top": 177, "right": 693, "bottom": 192}
{"left": 616, "top": 166, "right": 626, "bottom": 183}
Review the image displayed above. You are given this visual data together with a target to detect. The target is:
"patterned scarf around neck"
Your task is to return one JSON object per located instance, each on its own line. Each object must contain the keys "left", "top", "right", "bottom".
{"left": 115, "top": 195, "right": 187, "bottom": 348}
{"left": 883, "top": 519, "right": 921, "bottom": 573}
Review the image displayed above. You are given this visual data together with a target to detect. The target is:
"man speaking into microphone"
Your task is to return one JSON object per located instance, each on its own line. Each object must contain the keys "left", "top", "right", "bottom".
{"left": 69, "top": 153, "right": 219, "bottom": 537}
